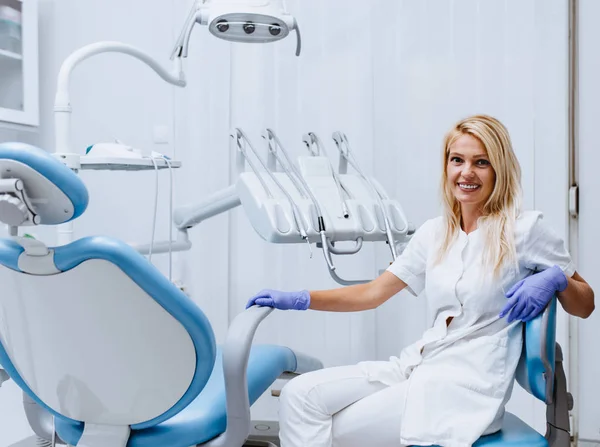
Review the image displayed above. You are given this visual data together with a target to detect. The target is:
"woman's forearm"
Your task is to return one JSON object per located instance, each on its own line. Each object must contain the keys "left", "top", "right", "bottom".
{"left": 557, "top": 271, "right": 595, "bottom": 318}
{"left": 309, "top": 283, "right": 376, "bottom": 312}
{"left": 308, "top": 272, "right": 408, "bottom": 312}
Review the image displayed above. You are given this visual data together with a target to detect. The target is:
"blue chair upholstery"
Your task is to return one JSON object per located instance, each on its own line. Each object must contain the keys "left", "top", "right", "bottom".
{"left": 473, "top": 413, "right": 547, "bottom": 447}
{"left": 515, "top": 298, "right": 557, "bottom": 404}
{"left": 55, "top": 345, "right": 298, "bottom": 447}
{"left": 0, "top": 143, "right": 322, "bottom": 447}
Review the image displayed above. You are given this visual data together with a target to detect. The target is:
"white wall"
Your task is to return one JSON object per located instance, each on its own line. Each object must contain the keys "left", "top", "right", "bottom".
{"left": 575, "top": 0, "right": 600, "bottom": 441}
{"left": 0, "top": 0, "right": 585, "bottom": 444}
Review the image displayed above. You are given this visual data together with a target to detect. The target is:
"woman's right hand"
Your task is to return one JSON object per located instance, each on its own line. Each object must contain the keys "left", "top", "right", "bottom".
{"left": 246, "top": 289, "right": 311, "bottom": 311}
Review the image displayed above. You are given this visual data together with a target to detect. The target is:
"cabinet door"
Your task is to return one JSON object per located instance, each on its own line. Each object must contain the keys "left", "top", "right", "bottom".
{"left": 0, "top": 0, "right": 38, "bottom": 126}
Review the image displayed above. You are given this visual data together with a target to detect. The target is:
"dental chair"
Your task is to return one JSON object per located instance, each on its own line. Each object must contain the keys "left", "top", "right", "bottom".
{"left": 444, "top": 298, "right": 572, "bottom": 447}
{"left": 0, "top": 142, "right": 323, "bottom": 447}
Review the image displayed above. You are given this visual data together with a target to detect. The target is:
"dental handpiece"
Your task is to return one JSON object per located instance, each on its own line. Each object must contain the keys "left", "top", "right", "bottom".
{"left": 264, "top": 129, "right": 335, "bottom": 270}
{"left": 233, "top": 129, "right": 312, "bottom": 252}
{"left": 303, "top": 132, "right": 351, "bottom": 219}
{"left": 264, "top": 135, "right": 308, "bottom": 200}
{"left": 332, "top": 132, "right": 398, "bottom": 261}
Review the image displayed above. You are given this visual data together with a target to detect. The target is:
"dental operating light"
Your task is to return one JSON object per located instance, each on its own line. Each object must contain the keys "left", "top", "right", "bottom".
{"left": 172, "top": 0, "right": 301, "bottom": 59}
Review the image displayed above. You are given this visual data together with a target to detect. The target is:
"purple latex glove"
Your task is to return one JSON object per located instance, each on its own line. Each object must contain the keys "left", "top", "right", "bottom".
{"left": 246, "top": 289, "right": 311, "bottom": 311}
{"left": 500, "top": 265, "right": 568, "bottom": 323}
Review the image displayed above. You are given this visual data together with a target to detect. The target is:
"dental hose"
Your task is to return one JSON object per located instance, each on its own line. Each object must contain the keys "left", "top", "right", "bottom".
{"left": 265, "top": 130, "right": 335, "bottom": 269}
{"left": 148, "top": 157, "right": 159, "bottom": 263}
{"left": 336, "top": 134, "right": 398, "bottom": 260}
{"left": 234, "top": 130, "right": 312, "bottom": 252}
{"left": 306, "top": 132, "right": 350, "bottom": 218}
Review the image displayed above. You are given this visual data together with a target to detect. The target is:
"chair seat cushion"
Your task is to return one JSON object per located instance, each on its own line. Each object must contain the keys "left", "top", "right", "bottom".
{"left": 414, "top": 413, "right": 547, "bottom": 447}
{"left": 55, "top": 344, "right": 297, "bottom": 447}
{"left": 474, "top": 413, "right": 547, "bottom": 447}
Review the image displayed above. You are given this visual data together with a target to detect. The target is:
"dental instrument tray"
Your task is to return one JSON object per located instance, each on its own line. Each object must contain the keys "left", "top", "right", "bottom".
{"left": 79, "top": 143, "right": 181, "bottom": 171}
{"left": 236, "top": 155, "right": 409, "bottom": 245}
{"left": 79, "top": 156, "right": 182, "bottom": 171}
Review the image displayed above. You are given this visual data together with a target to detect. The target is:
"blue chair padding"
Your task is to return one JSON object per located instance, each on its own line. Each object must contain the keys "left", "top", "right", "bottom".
{"left": 55, "top": 345, "right": 298, "bottom": 447}
{"left": 0, "top": 142, "right": 89, "bottom": 222}
{"left": 422, "top": 413, "right": 547, "bottom": 447}
{"left": 521, "top": 299, "right": 556, "bottom": 403}
{"left": 473, "top": 413, "right": 547, "bottom": 447}
{"left": 0, "top": 236, "right": 216, "bottom": 432}
{"left": 0, "top": 238, "right": 23, "bottom": 272}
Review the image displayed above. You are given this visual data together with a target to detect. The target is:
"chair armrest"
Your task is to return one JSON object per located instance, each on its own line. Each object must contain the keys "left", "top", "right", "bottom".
{"left": 203, "top": 305, "right": 274, "bottom": 447}
{"left": 515, "top": 298, "right": 557, "bottom": 404}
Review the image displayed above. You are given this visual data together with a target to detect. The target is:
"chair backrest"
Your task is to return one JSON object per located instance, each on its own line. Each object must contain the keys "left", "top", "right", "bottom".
{"left": 515, "top": 298, "right": 557, "bottom": 404}
{"left": 0, "top": 143, "right": 217, "bottom": 431}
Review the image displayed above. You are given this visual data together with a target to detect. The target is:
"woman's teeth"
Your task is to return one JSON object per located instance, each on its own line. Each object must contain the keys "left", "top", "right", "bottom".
{"left": 458, "top": 183, "right": 479, "bottom": 191}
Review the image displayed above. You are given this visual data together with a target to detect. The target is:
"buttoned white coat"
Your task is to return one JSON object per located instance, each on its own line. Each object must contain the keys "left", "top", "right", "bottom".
{"left": 366, "top": 210, "right": 575, "bottom": 447}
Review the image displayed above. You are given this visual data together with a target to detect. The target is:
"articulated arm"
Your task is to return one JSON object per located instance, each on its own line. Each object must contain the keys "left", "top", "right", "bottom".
{"left": 54, "top": 42, "right": 186, "bottom": 158}
{"left": 174, "top": 185, "right": 241, "bottom": 231}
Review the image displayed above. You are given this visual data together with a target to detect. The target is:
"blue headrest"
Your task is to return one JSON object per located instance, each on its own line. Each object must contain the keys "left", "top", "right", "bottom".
{"left": 515, "top": 298, "right": 556, "bottom": 404}
{"left": 0, "top": 142, "right": 89, "bottom": 223}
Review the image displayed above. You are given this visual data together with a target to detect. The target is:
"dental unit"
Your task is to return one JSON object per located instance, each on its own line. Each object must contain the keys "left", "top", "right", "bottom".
{"left": 0, "top": 0, "right": 579, "bottom": 443}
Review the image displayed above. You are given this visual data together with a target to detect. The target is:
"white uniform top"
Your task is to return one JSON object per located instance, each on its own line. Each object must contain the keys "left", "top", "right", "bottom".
{"left": 379, "top": 210, "right": 575, "bottom": 447}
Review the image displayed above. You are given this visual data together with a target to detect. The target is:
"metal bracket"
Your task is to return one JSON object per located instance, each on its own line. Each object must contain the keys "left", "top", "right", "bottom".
{"left": 302, "top": 133, "right": 322, "bottom": 156}
{"left": 546, "top": 343, "right": 572, "bottom": 447}
{"left": 568, "top": 185, "right": 578, "bottom": 219}
{"left": 316, "top": 237, "right": 363, "bottom": 255}
{"left": 0, "top": 369, "right": 9, "bottom": 387}
{"left": 332, "top": 131, "right": 349, "bottom": 175}
{"left": 0, "top": 178, "right": 40, "bottom": 227}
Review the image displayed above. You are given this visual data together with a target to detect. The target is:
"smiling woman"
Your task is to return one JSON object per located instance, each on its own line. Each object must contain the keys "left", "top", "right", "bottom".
{"left": 437, "top": 115, "right": 524, "bottom": 277}
{"left": 245, "top": 114, "right": 594, "bottom": 447}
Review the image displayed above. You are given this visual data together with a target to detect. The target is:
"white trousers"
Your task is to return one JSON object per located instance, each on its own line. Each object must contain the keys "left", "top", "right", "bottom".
{"left": 279, "top": 362, "right": 409, "bottom": 447}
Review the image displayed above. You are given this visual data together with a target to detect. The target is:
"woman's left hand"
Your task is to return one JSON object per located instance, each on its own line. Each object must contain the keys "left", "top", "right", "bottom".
{"left": 500, "top": 265, "right": 568, "bottom": 322}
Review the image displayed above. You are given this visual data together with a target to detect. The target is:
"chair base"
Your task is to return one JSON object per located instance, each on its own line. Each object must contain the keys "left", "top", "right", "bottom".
{"left": 243, "top": 441, "right": 278, "bottom": 447}
{"left": 245, "top": 420, "right": 280, "bottom": 447}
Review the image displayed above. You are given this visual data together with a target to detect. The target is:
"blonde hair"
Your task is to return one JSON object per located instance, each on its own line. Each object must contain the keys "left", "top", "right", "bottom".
{"left": 437, "top": 114, "right": 522, "bottom": 276}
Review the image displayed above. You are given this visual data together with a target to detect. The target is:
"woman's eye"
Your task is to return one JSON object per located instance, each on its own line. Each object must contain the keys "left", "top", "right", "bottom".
{"left": 477, "top": 159, "right": 490, "bottom": 166}
{"left": 450, "top": 157, "right": 462, "bottom": 163}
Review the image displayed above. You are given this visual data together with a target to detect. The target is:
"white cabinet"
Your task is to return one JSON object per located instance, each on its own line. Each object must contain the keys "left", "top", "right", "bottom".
{"left": 0, "top": 0, "right": 38, "bottom": 127}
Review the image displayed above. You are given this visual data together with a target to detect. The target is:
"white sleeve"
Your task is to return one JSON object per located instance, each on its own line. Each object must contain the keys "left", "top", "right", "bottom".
{"left": 523, "top": 213, "right": 576, "bottom": 277}
{"left": 386, "top": 218, "right": 436, "bottom": 296}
